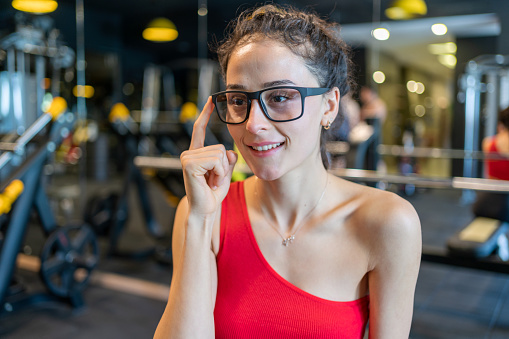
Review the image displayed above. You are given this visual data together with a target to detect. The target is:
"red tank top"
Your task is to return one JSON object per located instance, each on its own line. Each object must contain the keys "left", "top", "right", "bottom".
{"left": 214, "top": 181, "right": 370, "bottom": 338}
{"left": 486, "top": 138, "right": 509, "bottom": 180}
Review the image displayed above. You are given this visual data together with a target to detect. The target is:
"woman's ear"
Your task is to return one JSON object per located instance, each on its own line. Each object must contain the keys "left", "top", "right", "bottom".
{"left": 321, "top": 87, "right": 341, "bottom": 127}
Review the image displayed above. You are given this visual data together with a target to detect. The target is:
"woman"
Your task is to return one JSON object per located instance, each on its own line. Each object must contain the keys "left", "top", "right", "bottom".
{"left": 154, "top": 5, "right": 421, "bottom": 339}
{"left": 474, "top": 107, "right": 509, "bottom": 221}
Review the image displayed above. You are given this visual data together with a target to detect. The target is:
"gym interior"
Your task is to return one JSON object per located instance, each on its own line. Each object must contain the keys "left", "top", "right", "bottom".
{"left": 1, "top": 0, "right": 509, "bottom": 338}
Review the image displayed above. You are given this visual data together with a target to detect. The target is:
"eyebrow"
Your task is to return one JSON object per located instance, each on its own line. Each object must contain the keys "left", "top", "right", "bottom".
{"left": 226, "top": 79, "right": 297, "bottom": 90}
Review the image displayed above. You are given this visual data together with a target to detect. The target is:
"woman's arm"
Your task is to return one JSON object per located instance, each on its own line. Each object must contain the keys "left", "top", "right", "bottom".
{"left": 154, "top": 98, "right": 237, "bottom": 339}
{"left": 153, "top": 198, "right": 218, "bottom": 339}
{"left": 367, "top": 194, "right": 422, "bottom": 339}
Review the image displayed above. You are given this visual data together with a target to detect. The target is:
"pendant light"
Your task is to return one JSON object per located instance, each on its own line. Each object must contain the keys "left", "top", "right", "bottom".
{"left": 385, "top": 0, "right": 427, "bottom": 20}
{"left": 12, "top": 0, "right": 58, "bottom": 14}
{"left": 143, "top": 17, "right": 178, "bottom": 42}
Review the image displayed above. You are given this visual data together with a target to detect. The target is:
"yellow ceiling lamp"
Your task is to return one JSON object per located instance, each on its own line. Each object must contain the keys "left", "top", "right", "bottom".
{"left": 12, "top": 0, "right": 58, "bottom": 14}
{"left": 385, "top": 0, "right": 427, "bottom": 20}
{"left": 143, "top": 17, "right": 178, "bottom": 42}
{"left": 73, "top": 85, "right": 94, "bottom": 99}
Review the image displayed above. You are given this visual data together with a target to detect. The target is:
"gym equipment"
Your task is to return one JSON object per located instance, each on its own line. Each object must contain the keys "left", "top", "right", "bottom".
{"left": 447, "top": 217, "right": 509, "bottom": 260}
{"left": 0, "top": 14, "right": 75, "bottom": 135}
{"left": 447, "top": 192, "right": 509, "bottom": 260}
{"left": 40, "top": 224, "right": 98, "bottom": 301}
{"left": 0, "top": 12, "right": 97, "bottom": 314}
{"left": 376, "top": 144, "right": 509, "bottom": 160}
{"left": 84, "top": 104, "right": 166, "bottom": 258}
{"left": 459, "top": 54, "right": 509, "bottom": 179}
{"left": 0, "top": 98, "right": 98, "bottom": 312}
{"left": 83, "top": 58, "right": 227, "bottom": 264}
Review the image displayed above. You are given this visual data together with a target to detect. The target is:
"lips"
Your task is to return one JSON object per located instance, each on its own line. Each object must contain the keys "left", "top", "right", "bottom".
{"left": 249, "top": 142, "right": 284, "bottom": 151}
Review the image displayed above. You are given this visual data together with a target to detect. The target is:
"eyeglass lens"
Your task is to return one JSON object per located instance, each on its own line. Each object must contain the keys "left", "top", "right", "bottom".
{"left": 215, "top": 87, "right": 302, "bottom": 123}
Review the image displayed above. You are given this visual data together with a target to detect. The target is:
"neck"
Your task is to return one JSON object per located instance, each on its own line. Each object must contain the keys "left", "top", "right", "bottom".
{"left": 255, "top": 167, "right": 329, "bottom": 234}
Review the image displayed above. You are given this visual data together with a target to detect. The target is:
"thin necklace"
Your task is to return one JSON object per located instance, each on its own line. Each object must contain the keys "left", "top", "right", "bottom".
{"left": 255, "top": 177, "right": 329, "bottom": 246}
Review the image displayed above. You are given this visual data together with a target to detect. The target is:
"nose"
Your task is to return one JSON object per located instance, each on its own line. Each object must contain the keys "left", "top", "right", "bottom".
{"left": 245, "top": 99, "right": 271, "bottom": 134}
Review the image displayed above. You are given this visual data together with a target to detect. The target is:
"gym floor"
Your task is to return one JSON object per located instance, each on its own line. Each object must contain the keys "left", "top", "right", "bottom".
{"left": 1, "top": 176, "right": 509, "bottom": 339}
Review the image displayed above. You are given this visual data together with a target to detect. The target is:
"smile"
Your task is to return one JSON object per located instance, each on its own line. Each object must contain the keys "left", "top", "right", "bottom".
{"left": 250, "top": 142, "right": 283, "bottom": 151}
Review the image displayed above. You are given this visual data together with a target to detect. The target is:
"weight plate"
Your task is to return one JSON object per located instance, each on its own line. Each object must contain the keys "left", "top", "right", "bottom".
{"left": 84, "top": 193, "right": 119, "bottom": 236}
{"left": 40, "top": 224, "right": 99, "bottom": 298}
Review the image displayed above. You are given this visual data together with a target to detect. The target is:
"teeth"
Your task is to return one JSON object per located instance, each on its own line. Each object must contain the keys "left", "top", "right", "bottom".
{"left": 252, "top": 143, "right": 281, "bottom": 151}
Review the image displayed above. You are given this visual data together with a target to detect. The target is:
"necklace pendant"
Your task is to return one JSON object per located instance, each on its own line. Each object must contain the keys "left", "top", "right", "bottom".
{"left": 282, "top": 235, "right": 295, "bottom": 246}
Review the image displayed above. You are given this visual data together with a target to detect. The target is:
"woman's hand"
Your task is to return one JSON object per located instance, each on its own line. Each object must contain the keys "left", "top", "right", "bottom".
{"left": 180, "top": 97, "right": 238, "bottom": 217}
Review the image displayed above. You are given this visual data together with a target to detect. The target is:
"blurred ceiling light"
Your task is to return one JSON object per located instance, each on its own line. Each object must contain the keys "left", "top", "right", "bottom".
{"left": 431, "top": 23, "right": 448, "bottom": 35}
{"left": 415, "top": 105, "right": 426, "bottom": 117}
{"left": 373, "top": 71, "right": 386, "bottom": 84}
{"left": 73, "top": 85, "right": 94, "bottom": 99}
{"left": 372, "top": 27, "right": 390, "bottom": 41}
{"left": 41, "top": 93, "right": 53, "bottom": 112}
{"left": 122, "top": 83, "right": 135, "bottom": 96}
{"left": 438, "top": 54, "right": 457, "bottom": 69}
{"left": 143, "top": 17, "right": 178, "bottom": 42}
{"left": 407, "top": 80, "right": 417, "bottom": 92}
{"left": 428, "top": 42, "right": 457, "bottom": 55}
{"left": 416, "top": 82, "right": 425, "bottom": 94}
{"left": 197, "top": 6, "right": 208, "bottom": 16}
{"left": 385, "top": 0, "right": 427, "bottom": 20}
{"left": 12, "top": 0, "right": 58, "bottom": 14}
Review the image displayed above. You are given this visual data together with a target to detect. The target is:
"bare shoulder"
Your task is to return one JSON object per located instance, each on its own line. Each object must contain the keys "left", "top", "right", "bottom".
{"left": 345, "top": 182, "right": 422, "bottom": 268}
{"left": 482, "top": 136, "right": 492, "bottom": 152}
{"left": 358, "top": 184, "right": 420, "bottom": 231}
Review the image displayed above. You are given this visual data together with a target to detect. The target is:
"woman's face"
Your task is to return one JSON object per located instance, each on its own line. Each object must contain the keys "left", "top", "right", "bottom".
{"left": 225, "top": 39, "right": 335, "bottom": 181}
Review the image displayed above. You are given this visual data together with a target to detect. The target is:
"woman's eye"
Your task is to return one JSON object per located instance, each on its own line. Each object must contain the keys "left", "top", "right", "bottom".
{"left": 272, "top": 95, "right": 287, "bottom": 103}
{"left": 268, "top": 92, "right": 290, "bottom": 103}
{"left": 229, "top": 96, "right": 246, "bottom": 106}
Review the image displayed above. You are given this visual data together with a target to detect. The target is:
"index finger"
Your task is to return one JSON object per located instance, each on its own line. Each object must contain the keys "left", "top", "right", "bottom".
{"left": 190, "top": 96, "right": 215, "bottom": 150}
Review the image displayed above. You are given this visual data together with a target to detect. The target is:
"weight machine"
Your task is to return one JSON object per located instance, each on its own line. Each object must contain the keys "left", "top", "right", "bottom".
{"left": 460, "top": 54, "right": 509, "bottom": 179}
{"left": 0, "top": 98, "right": 99, "bottom": 313}
{"left": 0, "top": 14, "right": 97, "bottom": 314}
{"left": 84, "top": 60, "right": 225, "bottom": 265}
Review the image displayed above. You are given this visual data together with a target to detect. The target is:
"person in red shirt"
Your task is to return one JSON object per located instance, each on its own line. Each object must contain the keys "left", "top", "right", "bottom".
{"left": 483, "top": 107, "right": 509, "bottom": 180}
{"left": 475, "top": 107, "right": 509, "bottom": 221}
{"left": 154, "top": 4, "right": 421, "bottom": 339}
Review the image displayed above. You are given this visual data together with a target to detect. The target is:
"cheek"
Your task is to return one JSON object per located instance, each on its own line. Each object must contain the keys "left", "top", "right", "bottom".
{"left": 227, "top": 125, "right": 243, "bottom": 146}
{"left": 301, "top": 100, "right": 325, "bottom": 130}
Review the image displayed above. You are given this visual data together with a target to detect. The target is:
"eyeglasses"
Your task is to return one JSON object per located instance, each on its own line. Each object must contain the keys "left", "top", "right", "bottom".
{"left": 211, "top": 86, "right": 331, "bottom": 124}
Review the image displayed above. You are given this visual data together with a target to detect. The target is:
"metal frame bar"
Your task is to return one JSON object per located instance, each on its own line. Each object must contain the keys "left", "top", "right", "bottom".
{"left": 375, "top": 144, "right": 509, "bottom": 160}
{"left": 133, "top": 156, "right": 509, "bottom": 193}
{"left": 0, "top": 147, "right": 48, "bottom": 306}
{"left": 0, "top": 113, "right": 52, "bottom": 153}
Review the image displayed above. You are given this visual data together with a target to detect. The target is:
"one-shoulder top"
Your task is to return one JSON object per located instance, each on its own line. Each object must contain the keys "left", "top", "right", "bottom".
{"left": 486, "top": 137, "right": 509, "bottom": 180}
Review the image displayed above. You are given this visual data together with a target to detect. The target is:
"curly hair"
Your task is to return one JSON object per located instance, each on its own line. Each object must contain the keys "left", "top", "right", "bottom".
{"left": 214, "top": 4, "right": 354, "bottom": 168}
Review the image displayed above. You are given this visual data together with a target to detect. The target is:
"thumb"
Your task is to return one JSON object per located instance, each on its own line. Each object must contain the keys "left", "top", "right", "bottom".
{"left": 226, "top": 150, "right": 238, "bottom": 177}
{"left": 226, "top": 150, "right": 238, "bottom": 170}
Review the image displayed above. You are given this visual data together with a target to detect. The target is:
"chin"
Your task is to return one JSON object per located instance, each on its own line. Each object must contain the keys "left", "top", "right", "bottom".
{"left": 249, "top": 165, "right": 282, "bottom": 182}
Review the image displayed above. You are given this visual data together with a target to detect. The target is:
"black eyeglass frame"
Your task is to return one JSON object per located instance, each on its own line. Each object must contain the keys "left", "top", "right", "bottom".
{"left": 211, "top": 86, "right": 331, "bottom": 124}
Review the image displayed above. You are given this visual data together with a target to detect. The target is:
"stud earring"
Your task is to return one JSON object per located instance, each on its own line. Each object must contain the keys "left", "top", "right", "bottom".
{"left": 323, "top": 121, "right": 332, "bottom": 130}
